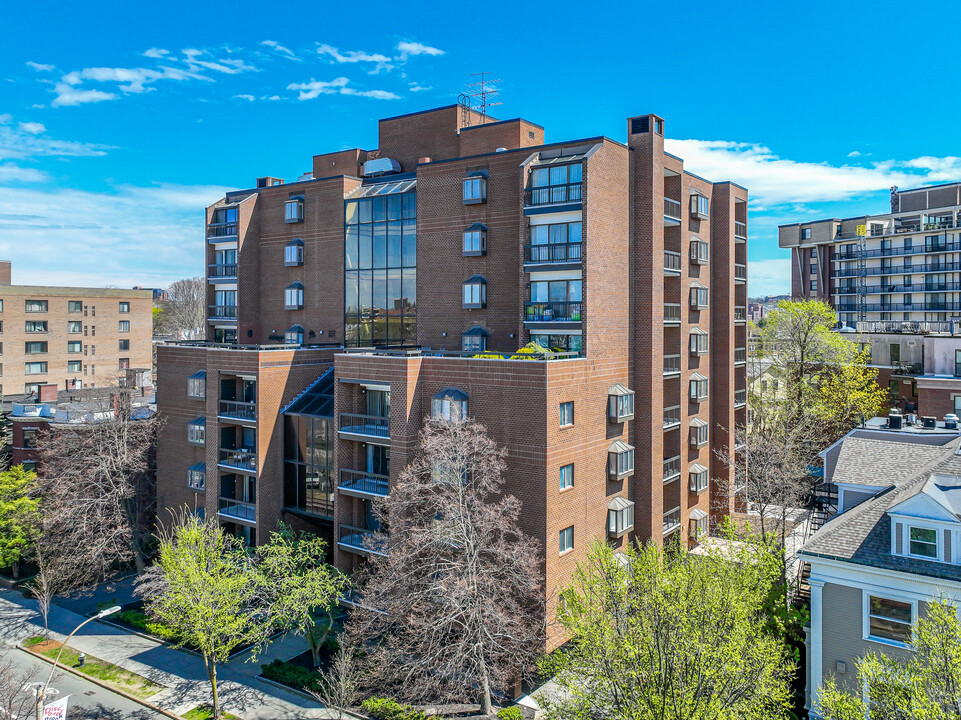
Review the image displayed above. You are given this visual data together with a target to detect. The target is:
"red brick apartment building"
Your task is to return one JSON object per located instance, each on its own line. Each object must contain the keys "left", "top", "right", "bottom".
{"left": 156, "top": 105, "right": 749, "bottom": 646}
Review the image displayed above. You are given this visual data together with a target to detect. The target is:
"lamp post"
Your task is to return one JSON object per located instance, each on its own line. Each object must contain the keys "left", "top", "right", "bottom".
{"left": 34, "top": 605, "right": 121, "bottom": 719}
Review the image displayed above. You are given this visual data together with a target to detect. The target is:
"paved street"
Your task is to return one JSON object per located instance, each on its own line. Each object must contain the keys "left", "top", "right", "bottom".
{"left": 0, "top": 644, "right": 167, "bottom": 719}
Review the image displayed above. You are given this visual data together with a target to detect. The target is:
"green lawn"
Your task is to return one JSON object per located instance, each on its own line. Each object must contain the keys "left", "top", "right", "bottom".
{"left": 183, "top": 704, "right": 243, "bottom": 720}
{"left": 24, "top": 637, "right": 164, "bottom": 699}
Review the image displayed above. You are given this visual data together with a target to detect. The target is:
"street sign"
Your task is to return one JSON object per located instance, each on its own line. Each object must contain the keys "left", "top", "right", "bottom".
{"left": 43, "top": 696, "right": 69, "bottom": 720}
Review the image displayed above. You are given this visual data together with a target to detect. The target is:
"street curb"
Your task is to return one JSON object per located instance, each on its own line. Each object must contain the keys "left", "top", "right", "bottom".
{"left": 254, "top": 675, "right": 365, "bottom": 719}
{"left": 18, "top": 642, "right": 185, "bottom": 720}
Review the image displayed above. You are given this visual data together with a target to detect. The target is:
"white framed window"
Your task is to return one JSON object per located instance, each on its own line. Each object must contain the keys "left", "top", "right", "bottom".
{"left": 559, "top": 401, "right": 574, "bottom": 427}
{"left": 608, "top": 440, "right": 635, "bottom": 479}
{"left": 690, "top": 509, "right": 709, "bottom": 539}
{"left": 689, "top": 463, "right": 709, "bottom": 493}
{"left": 690, "top": 193, "right": 709, "bottom": 219}
{"left": 690, "top": 329, "right": 709, "bottom": 355}
{"left": 463, "top": 175, "right": 487, "bottom": 204}
{"left": 285, "top": 196, "right": 304, "bottom": 223}
{"left": 284, "top": 325, "right": 304, "bottom": 345}
{"left": 187, "top": 417, "right": 206, "bottom": 445}
{"left": 118, "top": 320, "right": 130, "bottom": 332}
{"left": 608, "top": 386, "right": 634, "bottom": 422}
{"left": 463, "top": 224, "right": 487, "bottom": 256}
{"left": 119, "top": 302, "right": 130, "bottom": 313}
{"left": 559, "top": 463, "right": 574, "bottom": 490}
{"left": 864, "top": 593, "right": 915, "bottom": 646}
{"left": 908, "top": 525, "right": 939, "bottom": 559}
{"left": 690, "top": 419, "right": 708, "bottom": 447}
{"left": 690, "top": 283, "right": 709, "bottom": 308}
{"left": 188, "top": 463, "right": 206, "bottom": 491}
{"left": 187, "top": 370, "right": 206, "bottom": 399}
{"left": 608, "top": 497, "right": 634, "bottom": 538}
{"left": 431, "top": 388, "right": 468, "bottom": 422}
{"left": 559, "top": 525, "right": 574, "bottom": 554}
{"left": 285, "top": 282, "right": 304, "bottom": 310}
{"left": 690, "top": 374, "right": 709, "bottom": 401}
{"left": 462, "top": 276, "right": 487, "bottom": 308}
{"left": 285, "top": 239, "right": 304, "bottom": 266}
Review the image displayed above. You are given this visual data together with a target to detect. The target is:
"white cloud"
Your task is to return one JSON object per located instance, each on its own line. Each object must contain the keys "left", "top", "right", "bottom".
{"left": 0, "top": 182, "right": 232, "bottom": 287}
{"left": 0, "top": 115, "right": 111, "bottom": 162}
{"left": 234, "top": 94, "right": 256, "bottom": 101}
{"left": 182, "top": 48, "right": 257, "bottom": 75}
{"left": 847, "top": 150, "right": 862, "bottom": 158}
{"left": 316, "top": 44, "right": 393, "bottom": 73}
{"left": 261, "top": 40, "right": 295, "bottom": 58}
{"left": 408, "top": 83, "right": 431, "bottom": 92}
{"left": 395, "top": 41, "right": 444, "bottom": 61}
{"left": 51, "top": 82, "right": 116, "bottom": 107}
{"left": 287, "top": 76, "right": 399, "bottom": 101}
{"left": 747, "top": 258, "right": 792, "bottom": 297}
{"left": 0, "top": 164, "right": 48, "bottom": 183}
{"left": 26, "top": 61, "right": 55, "bottom": 72}
{"left": 18, "top": 122, "right": 45, "bottom": 135}
{"left": 143, "top": 48, "right": 170, "bottom": 59}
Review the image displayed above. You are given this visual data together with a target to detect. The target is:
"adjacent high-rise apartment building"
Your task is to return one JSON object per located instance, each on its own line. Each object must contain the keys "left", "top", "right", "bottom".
{"left": 0, "top": 261, "right": 153, "bottom": 395}
{"left": 156, "top": 105, "right": 749, "bottom": 647}
{"left": 779, "top": 182, "right": 961, "bottom": 326}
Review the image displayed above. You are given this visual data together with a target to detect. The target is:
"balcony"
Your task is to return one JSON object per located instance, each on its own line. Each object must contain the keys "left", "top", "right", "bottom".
{"left": 664, "top": 303, "right": 682, "bottom": 325}
{"left": 218, "top": 400, "right": 256, "bottom": 424}
{"left": 735, "top": 264, "right": 747, "bottom": 283}
{"left": 338, "top": 468, "right": 389, "bottom": 499}
{"left": 338, "top": 525, "right": 386, "bottom": 557}
{"left": 664, "top": 250, "right": 681, "bottom": 275}
{"left": 217, "top": 448, "right": 256, "bottom": 474}
{"left": 524, "top": 243, "right": 582, "bottom": 267}
{"left": 663, "top": 506, "right": 681, "bottom": 535}
{"left": 734, "top": 306, "right": 746, "bottom": 324}
{"left": 524, "top": 301, "right": 582, "bottom": 323}
{"left": 663, "top": 354, "right": 681, "bottom": 377}
{"left": 734, "top": 347, "right": 746, "bottom": 366}
{"left": 663, "top": 405, "right": 681, "bottom": 430}
{"left": 208, "top": 305, "right": 238, "bottom": 321}
{"left": 208, "top": 263, "right": 238, "bottom": 282}
{"left": 734, "top": 389, "right": 747, "bottom": 408}
{"left": 524, "top": 183, "right": 582, "bottom": 208}
{"left": 734, "top": 221, "right": 747, "bottom": 240}
{"left": 207, "top": 223, "right": 238, "bottom": 241}
{"left": 339, "top": 413, "right": 390, "bottom": 443}
{"left": 836, "top": 302, "right": 961, "bottom": 313}
{"left": 218, "top": 497, "right": 255, "bottom": 523}
{"left": 664, "top": 198, "right": 682, "bottom": 223}
{"left": 663, "top": 455, "right": 681, "bottom": 484}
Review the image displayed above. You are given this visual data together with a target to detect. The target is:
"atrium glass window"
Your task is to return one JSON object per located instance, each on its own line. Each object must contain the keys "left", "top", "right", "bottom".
{"left": 284, "top": 373, "right": 335, "bottom": 519}
{"left": 344, "top": 184, "right": 416, "bottom": 347}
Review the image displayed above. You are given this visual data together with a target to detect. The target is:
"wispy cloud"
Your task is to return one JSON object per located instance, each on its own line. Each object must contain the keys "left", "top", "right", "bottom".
{"left": 0, "top": 164, "right": 48, "bottom": 183}
{"left": 287, "top": 76, "right": 399, "bottom": 101}
{"left": 316, "top": 44, "right": 393, "bottom": 73}
{"left": 395, "top": 41, "right": 444, "bottom": 61}
{"left": 26, "top": 61, "right": 55, "bottom": 72}
{"left": 18, "top": 122, "right": 45, "bottom": 135}
{"left": 261, "top": 40, "right": 295, "bottom": 58}
{"left": 747, "top": 258, "right": 792, "bottom": 297}
{"left": 408, "top": 83, "right": 431, "bottom": 92}
{"left": 0, "top": 115, "right": 111, "bottom": 161}
{"left": 234, "top": 94, "right": 256, "bottom": 101}
{"left": 143, "top": 48, "right": 170, "bottom": 59}
{"left": 182, "top": 48, "right": 256, "bottom": 75}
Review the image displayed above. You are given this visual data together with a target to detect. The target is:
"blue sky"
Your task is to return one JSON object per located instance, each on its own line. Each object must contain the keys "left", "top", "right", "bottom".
{"left": 2, "top": 0, "right": 961, "bottom": 295}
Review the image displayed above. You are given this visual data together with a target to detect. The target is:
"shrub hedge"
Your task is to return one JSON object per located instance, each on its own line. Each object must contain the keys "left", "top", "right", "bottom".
{"left": 497, "top": 707, "right": 524, "bottom": 720}
{"left": 261, "top": 658, "right": 322, "bottom": 693}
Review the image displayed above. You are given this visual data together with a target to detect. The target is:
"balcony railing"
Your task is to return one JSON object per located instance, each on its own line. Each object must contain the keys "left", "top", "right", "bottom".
{"left": 836, "top": 302, "right": 961, "bottom": 312}
{"left": 663, "top": 354, "right": 681, "bottom": 375}
{"left": 338, "top": 468, "right": 389, "bottom": 498}
{"left": 663, "top": 507, "right": 681, "bottom": 535}
{"left": 207, "top": 223, "right": 238, "bottom": 239}
{"left": 219, "top": 400, "right": 256, "bottom": 422}
{"left": 338, "top": 525, "right": 386, "bottom": 556}
{"left": 835, "top": 262, "right": 961, "bottom": 277}
{"left": 208, "top": 305, "right": 238, "bottom": 320}
{"left": 218, "top": 497, "right": 255, "bottom": 522}
{"left": 833, "top": 241, "right": 961, "bottom": 260}
{"left": 664, "top": 303, "right": 682, "bottom": 324}
{"left": 663, "top": 405, "right": 681, "bottom": 430}
{"left": 208, "top": 263, "right": 238, "bottom": 279}
{"left": 734, "top": 221, "right": 747, "bottom": 239}
{"left": 663, "top": 455, "right": 681, "bottom": 484}
{"left": 664, "top": 250, "right": 682, "bottom": 273}
{"left": 524, "top": 243, "right": 582, "bottom": 265}
{"left": 734, "top": 389, "right": 747, "bottom": 408}
{"left": 734, "top": 347, "right": 747, "bottom": 365}
{"left": 856, "top": 320, "right": 961, "bottom": 335}
{"left": 339, "top": 413, "right": 389, "bottom": 438}
{"left": 524, "top": 301, "right": 583, "bottom": 322}
{"left": 218, "top": 448, "right": 256, "bottom": 472}
{"left": 734, "top": 306, "right": 746, "bottom": 323}
{"left": 734, "top": 264, "right": 747, "bottom": 282}
{"left": 664, "top": 198, "right": 682, "bottom": 220}
{"left": 524, "top": 183, "right": 582, "bottom": 207}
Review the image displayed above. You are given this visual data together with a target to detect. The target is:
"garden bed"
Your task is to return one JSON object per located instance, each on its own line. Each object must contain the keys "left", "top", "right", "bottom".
{"left": 184, "top": 705, "right": 243, "bottom": 720}
{"left": 23, "top": 636, "right": 164, "bottom": 699}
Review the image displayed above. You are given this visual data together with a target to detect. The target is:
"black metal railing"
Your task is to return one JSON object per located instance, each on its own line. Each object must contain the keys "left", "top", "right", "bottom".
{"left": 663, "top": 507, "right": 681, "bottom": 534}
{"left": 735, "top": 264, "right": 747, "bottom": 281}
{"left": 218, "top": 448, "right": 256, "bottom": 472}
{"left": 734, "top": 347, "right": 747, "bottom": 364}
{"left": 524, "top": 183, "right": 582, "bottom": 207}
{"left": 524, "top": 243, "right": 582, "bottom": 264}
{"left": 218, "top": 497, "right": 255, "bottom": 521}
{"left": 219, "top": 400, "right": 256, "bottom": 421}
{"left": 524, "top": 301, "right": 583, "bottom": 322}
{"left": 207, "top": 223, "right": 238, "bottom": 238}
{"left": 663, "top": 354, "right": 681, "bottom": 375}
{"left": 664, "top": 250, "right": 682, "bottom": 272}
{"left": 663, "top": 405, "right": 681, "bottom": 429}
{"left": 338, "top": 525, "right": 386, "bottom": 555}
{"left": 208, "top": 305, "right": 238, "bottom": 319}
{"left": 338, "top": 468, "right": 389, "bottom": 497}
{"left": 856, "top": 320, "right": 960, "bottom": 334}
{"left": 735, "top": 389, "right": 747, "bottom": 407}
{"left": 664, "top": 303, "right": 682, "bottom": 323}
{"left": 734, "top": 221, "right": 747, "bottom": 239}
{"left": 664, "top": 198, "right": 682, "bottom": 220}
{"left": 836, "top": 302, "right": 961, "bottom": 312}
{"left": 208, "top": 263, "right": 238, "bottom": 278}
{"left": 734, "top": 306, "right": 746, "bottom": 322}
{"left": 663, "top": 456, "right": 681, "bottom": 483}
{"left": 339, "top": 413, "right": 389, "bottom": 438}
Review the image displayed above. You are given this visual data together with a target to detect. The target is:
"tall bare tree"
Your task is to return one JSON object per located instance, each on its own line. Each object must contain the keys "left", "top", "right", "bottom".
{"left": 35, "top": 391, "right": 160, "bottom": 581}
{"left": 159, "top": 277, "right": 205, "bottom": 340}
{"left": 0, "top": 654, "right": 37, "bottom": 719}
{"left": 345, "top": 416, "right": 543, "bottom": 716}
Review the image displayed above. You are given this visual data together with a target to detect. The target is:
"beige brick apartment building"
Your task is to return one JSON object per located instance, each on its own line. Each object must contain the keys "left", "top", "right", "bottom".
{"left": 156, "top": 105, "right": 749, "bottom": 647}
{"left": 0, "top": 261, "right": 152, "bottom": 395}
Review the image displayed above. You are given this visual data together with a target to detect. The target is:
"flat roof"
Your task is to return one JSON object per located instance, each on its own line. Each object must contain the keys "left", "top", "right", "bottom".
{"left": 0, "top": 285, "right": 153, "bottom": 298}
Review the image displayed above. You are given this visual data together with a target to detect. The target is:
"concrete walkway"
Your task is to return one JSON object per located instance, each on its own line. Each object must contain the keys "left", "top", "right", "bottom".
{"left": 0, "top": 589, "right": 339, "bottom": 719}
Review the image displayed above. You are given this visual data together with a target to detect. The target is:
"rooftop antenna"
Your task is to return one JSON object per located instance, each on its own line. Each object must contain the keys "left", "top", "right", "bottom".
{"left": 459, "top": 72, "right": 502, "bottom": 127}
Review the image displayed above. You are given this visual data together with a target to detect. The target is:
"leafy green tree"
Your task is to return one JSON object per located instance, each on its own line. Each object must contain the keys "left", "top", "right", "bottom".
{"left": 0, "top": 465, "right": 41, "bottom": 578}
{"left": 138, "top": 513, "right": 271, "bottom": 720}
{"left": 817, "top": 597, "right": 961, "bottom": 720}
{"left": 543, "top": 538, "right": 795, "bottom": 720}
{"left": 258, "top": 524, "right": 347, "bottom": 667}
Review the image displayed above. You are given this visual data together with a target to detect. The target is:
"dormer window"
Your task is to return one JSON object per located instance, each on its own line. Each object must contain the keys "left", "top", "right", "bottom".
{"left": 431, "top": 387, "right": 468, "bottom": 422}
{"left": 463, "top": 172, "right": 487, "bottom": 205}
{"left": 608, "top": 440, "right": 635, "bottom": 480}
{"left": 463, "top": 276, "right": 487, "bottom": 308}
{"left": 690, "top": 236, "right": 709, "bottom": 264}
{"left": 608, "top": 384, "right": 635, "bottom": 422}
{"left": 463, "top": 224, "right": 487, "bottom": 256}
{"left": 285, "top": 196, "right": 304, "bottom": 223}
{"left": 888, "top": 474, "right": 961, "bottom": 565}
{"left": 285, "top": 239, "right": 304, "bottom": 266}
{"left": 908, "top": 527, "right": 938, "bottom": 558}
{"left": 690, "top": 193, "right": 709, "bottom": 220}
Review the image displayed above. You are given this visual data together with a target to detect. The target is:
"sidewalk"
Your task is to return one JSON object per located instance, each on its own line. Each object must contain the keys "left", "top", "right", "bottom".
{"left": 0, "top": 589, "right": 339, "bottom": 719}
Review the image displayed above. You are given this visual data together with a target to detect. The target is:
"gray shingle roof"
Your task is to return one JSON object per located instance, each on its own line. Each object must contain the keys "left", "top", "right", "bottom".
{"left": 801, "top": 437, "right": 961, "bottom": 583}
{"left": 830, "top": 436, "right": 949, "bottom": 488}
